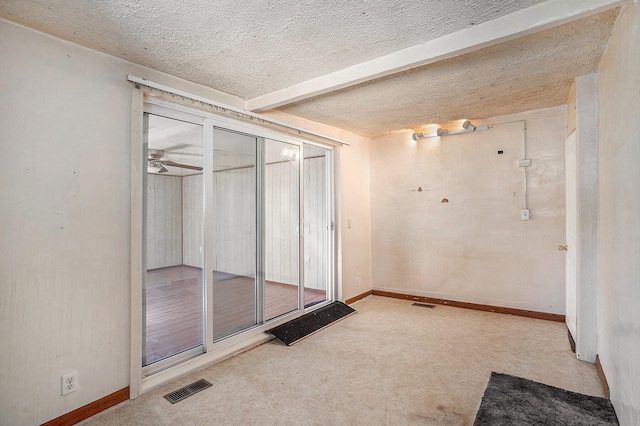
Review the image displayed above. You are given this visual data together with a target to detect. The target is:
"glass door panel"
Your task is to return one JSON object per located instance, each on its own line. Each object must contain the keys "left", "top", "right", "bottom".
{"left": 302, "top": 143, "right": 331, "bottom": 307}
{"left": 264, "top": 139, "right": 301, "bottom": 321}
{"left": 143, "top": 112, "right": 204, "bottom": 367}
{"left": 211, "top": 128, "right": 258, "bottom": 340}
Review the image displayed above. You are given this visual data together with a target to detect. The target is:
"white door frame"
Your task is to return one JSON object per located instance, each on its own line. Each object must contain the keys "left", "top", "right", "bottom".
{"left": 566, "top": 73, "right": 599, "bottom": 363}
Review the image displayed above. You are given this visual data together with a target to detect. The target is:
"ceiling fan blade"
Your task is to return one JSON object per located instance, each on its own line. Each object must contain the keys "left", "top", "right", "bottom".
{"left": 161, "top": 143, "right": 195, "bottom": 152}
{"left": 161, "top": 160, "right": 203, "bottom": 171}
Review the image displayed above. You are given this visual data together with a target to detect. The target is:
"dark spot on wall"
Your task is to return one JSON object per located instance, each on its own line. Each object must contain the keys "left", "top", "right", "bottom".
{"left": 441, "top": 198, "right": 449, "bottom": 203}
{"left": 498, "top": 150, "right": 504, "bottom": 154}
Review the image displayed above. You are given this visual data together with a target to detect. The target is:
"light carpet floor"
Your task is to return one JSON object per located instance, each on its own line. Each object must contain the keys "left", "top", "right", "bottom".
{"left": 81, "top": 295, "right": 604, "bottom": 425}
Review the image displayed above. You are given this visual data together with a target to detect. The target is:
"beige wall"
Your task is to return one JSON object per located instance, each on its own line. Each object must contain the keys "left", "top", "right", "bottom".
{"left": 0, "top": 19, "right": 372, "bottom": 424}
{"left": 337, "top": 137, "right": 374, "bottom": 301}
{"left": 596, "top": 3, "right": 640, "bottom": 425}
{"left": 1, "top": 20, "right": 137, "bottom": 425}
{"left": 369, "top": 107, "right": 567, "bottom": 313}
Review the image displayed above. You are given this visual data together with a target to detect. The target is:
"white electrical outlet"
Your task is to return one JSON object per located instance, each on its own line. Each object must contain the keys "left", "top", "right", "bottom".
{"left": 62, "top": 371, "right": 78, "bottom": 395}
{"left": 355, "top": 277, "right": 360, "bottom": 288}
{"left": 521, "top": 209, "right": 530, "bottom": 221}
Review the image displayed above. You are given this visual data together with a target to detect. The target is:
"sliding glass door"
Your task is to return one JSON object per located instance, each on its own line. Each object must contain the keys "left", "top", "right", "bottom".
{"left": 210, "top": 132, "right": 303, "bottom": 338}
{"left": 137, "top": 100, "right": 335, "bottom": 377}
{"left": 211, "top": 128, "right": 258, "bottom": 340}
{"left": 264, "top": 139, "right": 301, "bottom": 321}
{"left": 143, "top": 106, "right": 205, "bottom": 371}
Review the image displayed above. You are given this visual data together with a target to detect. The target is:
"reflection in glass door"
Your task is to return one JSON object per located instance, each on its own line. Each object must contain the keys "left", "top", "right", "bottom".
{"left": 264, "top": 139, "right": 301, "bottom": 321}
{"left": 211, "top": 128, "right": 258, "bottom": 340}
{"left": 143, "top": 109, "right": 205, "bottom": 368}
{"left": 303, "top": 143, "right": 332, "bottom": 307}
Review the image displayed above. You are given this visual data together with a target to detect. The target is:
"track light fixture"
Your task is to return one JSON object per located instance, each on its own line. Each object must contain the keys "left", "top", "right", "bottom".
{"left": 412, "top": 120, "right": 488, "bottom": 141}
{"left": 412, "top": 130, "right": 440, "bottom": 141}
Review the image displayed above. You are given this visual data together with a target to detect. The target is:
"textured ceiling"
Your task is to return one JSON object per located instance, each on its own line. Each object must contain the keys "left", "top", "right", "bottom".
{"left": 0, "top": 0, "right": 619, "bottom": 138}
{"left": 278, "top": 9, "right": 619, "bottom": 137}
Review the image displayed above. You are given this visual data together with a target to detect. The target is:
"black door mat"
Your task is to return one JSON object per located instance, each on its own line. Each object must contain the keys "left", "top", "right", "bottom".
{"left": 267, "top": 301, "right": 356, "bottom": 345}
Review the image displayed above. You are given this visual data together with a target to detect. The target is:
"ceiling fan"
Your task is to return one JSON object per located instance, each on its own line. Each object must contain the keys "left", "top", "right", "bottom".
{"left": 148, "top": 149, "right": 203, "bottom": 174}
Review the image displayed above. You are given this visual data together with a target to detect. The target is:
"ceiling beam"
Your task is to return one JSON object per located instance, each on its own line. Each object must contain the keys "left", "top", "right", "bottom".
{"left": 246, "top": 0, "right": 628, "bottom": 112}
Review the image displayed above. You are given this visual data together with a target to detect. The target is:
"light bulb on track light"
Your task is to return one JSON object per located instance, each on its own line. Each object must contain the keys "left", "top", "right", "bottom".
{"left": 462, "top": 120, "right": 476, "bottom": 131}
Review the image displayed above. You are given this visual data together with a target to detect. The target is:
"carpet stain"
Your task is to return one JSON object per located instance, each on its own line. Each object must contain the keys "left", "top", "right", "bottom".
{"left": 410, "top": 406, "right": 469, "bottom": 425}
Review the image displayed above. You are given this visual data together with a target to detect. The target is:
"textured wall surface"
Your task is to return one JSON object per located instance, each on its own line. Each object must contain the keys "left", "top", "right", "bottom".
{"left": 0, "top": 19, "right": 133, "bottom": 426}
{"left": 369, "top": 107, "right": 566, "bottom": 313}
{"left": 596, "top": 3, "right": 640, "bottom": 425}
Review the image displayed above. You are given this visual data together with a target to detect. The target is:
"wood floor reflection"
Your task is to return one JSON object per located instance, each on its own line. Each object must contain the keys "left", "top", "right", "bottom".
{"left": 145, "top": 265, "right": 326, "bottom": 365}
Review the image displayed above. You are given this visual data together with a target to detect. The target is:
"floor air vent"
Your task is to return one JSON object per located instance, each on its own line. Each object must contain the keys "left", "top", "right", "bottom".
{"left": 164, "top": 379, "right": 212, "bottom": 404}
{"left": 412, "top": 302, "right": 436, "bottom": 309}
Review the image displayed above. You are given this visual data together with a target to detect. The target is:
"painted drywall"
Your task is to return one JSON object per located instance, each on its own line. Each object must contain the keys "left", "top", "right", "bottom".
{"left": 565, "top": 74, "right": 599, "bottom": 363}
{"left": 596, "top": 3, "right": 640, "bottom": 425}
{"left": 574, "top": 74, "right": 599, "bottom": 363}
{"left": 370, "top": 107, "right": 566, "bottom": 313}
{"left": 0, "top": 19, "right": 371, "bottom": 425}
{"left": 565, "top": 129, "right": 578, "bottom": 341}
{"left": 1, "top": 20, "right": 135, "bottom": 425}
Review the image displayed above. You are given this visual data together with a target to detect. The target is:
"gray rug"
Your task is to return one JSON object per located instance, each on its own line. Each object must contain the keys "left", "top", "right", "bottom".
{"left": 474, "top": 372, "right": 618, "bottom": 425}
